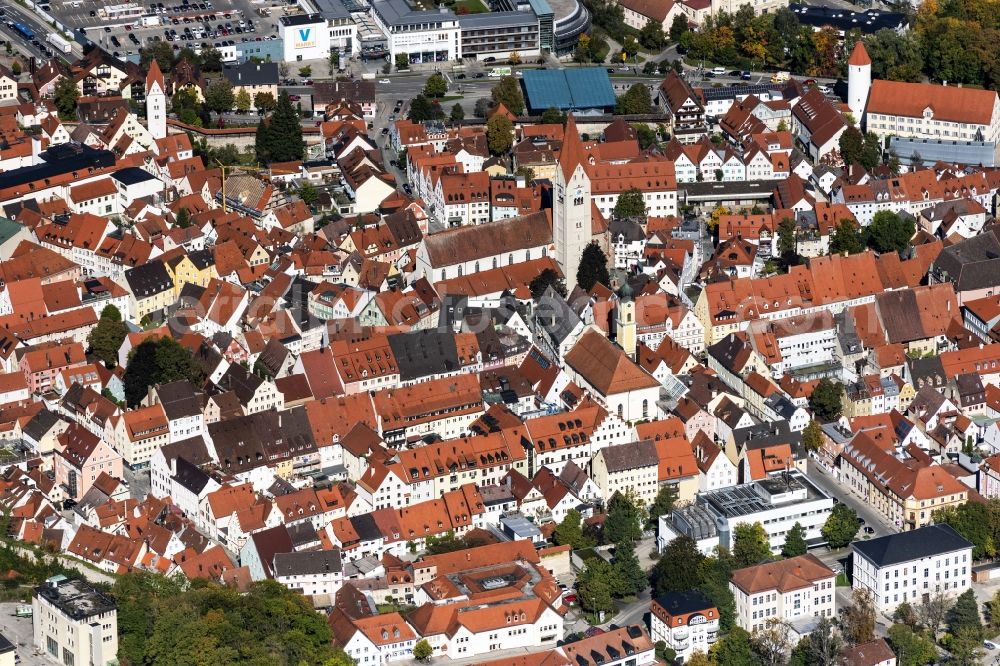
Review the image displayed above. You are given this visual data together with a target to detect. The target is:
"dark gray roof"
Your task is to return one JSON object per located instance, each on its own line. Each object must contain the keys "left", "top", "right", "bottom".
{"left": 159, "top": 436, "right": 212, "bottom": 468}
{"left": 155, "top": 380, "right": 202, "bottom": 420}
{"left": 733, "top": 420, "right": 804, "bottom": 455}
{"left": 609, "top": 217, "right": 646, "bottom": 243}
{"left": 932, "top": 226, "right": 1000, "bottom": 291}
{"left": 188, "top": 249, "right": 215, "bottom": 270}
{"left": 600, "top": 440, "right": 659, "bottom": 473}
{"left": 853, "top": 524, "right": 973, "bottom": 567}
{"left": 125, "top": 260, "right": 173, "bottom": 298}
{"left": 534, "top": 286, "right": 582, "bottom": 347}
{"left": 387, "top": 329, "right": 460, "bottom": 381}
{"left": 173, "top": 456, "right": 211, "bottom": 495}
{"left": 350, "top": 513, "right": 383, "bottom": 541}
{"left": 653, "top": 590, "right": 716, "bottom": 617}
{"left": 112, "top": 167, "right": 157, "bottom": 186}
{"left": 273, "top": 549, "right": 343, "bottom": 577}
{"left": 223, "top": 61, "right": 279, "bottom": 87}
{"left": 22, "top": 408, "right": 63, "bottom": 442}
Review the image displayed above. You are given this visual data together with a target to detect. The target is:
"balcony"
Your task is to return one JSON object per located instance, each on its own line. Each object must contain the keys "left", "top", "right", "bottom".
{"left": 672, "top": 629, "right": 689, "bottom": 641}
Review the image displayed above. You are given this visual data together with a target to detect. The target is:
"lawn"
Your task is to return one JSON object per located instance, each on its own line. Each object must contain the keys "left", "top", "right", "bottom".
{"left": 836, "top": 572, "right": 850, "bottom": 587}
{"left": 455, "top": 0, "right": 489, "bottom": 13}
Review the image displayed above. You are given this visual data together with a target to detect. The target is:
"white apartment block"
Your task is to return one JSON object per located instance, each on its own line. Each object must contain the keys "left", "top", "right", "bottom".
{"left": 730, "top": 554, "right": 836, "bottom": 634}
{"left": 851, "top": 524, "right": 974, "bottom": 613}
{"left": 650, "top": 591, "right": 720, "bottom": 662}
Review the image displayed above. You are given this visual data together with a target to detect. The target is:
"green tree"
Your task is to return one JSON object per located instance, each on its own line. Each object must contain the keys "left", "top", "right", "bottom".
{"left": 605, "top": 489, "right": 647, "bottom": 544}
{"left": 933, "top": 501, "right": 995, "bottom": 559}
{"left": 10, "top": 60, "right": 21, "bottom": 77}
{"left": 613, "top": 539, "right": 647, "bottom": 596}
{"left": 54, "top": 77, "right": 80, "bottom": 120}
{"left": 298, "top": 181, "right": 318, "bottom": 206}
{"left": 615, "top": 83, "right": 652, "bottom": 115}
{"left": 577, "top": 242, "right": 611, "bottom": 291}
{"left": 123, "top": 336, "right": 205, "bottom": 407}
{"left": 633, "top": 123, "right": 657, "bottom": 150}
{"left": 395, "top": 53, "right": 409, "bottom": 71}
{"left": 254, "top": 91, "right": 276, "bottom": 113}
{"left": 777, "top": 216, "right": 798, "bottom": 266}
{"left": 577, "top": 559, "right": 618, "bottom": 616}
{"left": 255, "top": 91, "right": 304, "bottom": 164}
{"left": 141, "top": 41, "right": 176, "bottom": 72}
{"left": 986, "top": 588, "right": 1000, "bottom": 631}
{"left": 474, "top": 97, "right": 492, "bottom": 118}
{"left": 652, "top": 536, "right": 704, "bottom": 595}
{"left": 529, "top": 268, "right": 567, "bottom": 300}
{"left": 450, "top": 103, "right": 465, "bottom": 122}
{"left": 859, "top": 131, "right": 883, "bottom": 171}
{"left": 781, "top": 522, "right": 808, "bottom": 558}
{"left": 424, "top": 73, "right": 448, "bottom": 98}
{"left": 490, "top": 76, "right": 525, "bottom": 115}
{"left": 621, "top": 34, "right": 639, "bottom": 58}
{"left": 639, "top": 21, "right": 666, "bottom": 50}
{"left": 821, "top": 503, "right": 860, "bottom": 548}
{"left": 647, "top": 484, "right": 678, "bottom": 529}
{"left": 175, "top": 206, "right": 191, "bottom": 228}
{"left": 486, "top": 114, "right": 514, "bottom": 155}
{"left": 867, "top": 210, "right": 915, "bottom": 254}
{"left": 613, "top": 188, "right": 647, "bottom": 219}
{"left": 413, "top": 639, "right": 433, "bottom": 662}
{"left": 114, "top": 572, "right": 347, "bottom": 665}
{"left": 298, "top": 65, "right": 312, "bottom": 77}
{"left": 886, "top": 624, "right": 937, "bottom": 666}
{"left": 553, "top": 509, "right": 590, "bottom": 549}
{"left": 710, "top": 626, "right": 755, "bottom": 665}
{"left": 948, "top": 589, "right": 984, "bottom": 639}
{"left": 733, "top": 522, "right": 772, "bottom": 567}
{"left": 839, "top": 125, "right": 864, "bottom": 164}
{"left": 204, "top": 78, "right": 235, "bottom": 114}
{"left": 200, "top": 48, "right": 223, "bottom": 72}
{"left": 669, "top": 14, "right": 689, "bottom": 42}
{"left": 87, "top": 305, "right": 128, "bottom": 368}
{"left": 949, "top": 626, "right": 985, "bottom": 666}
{"left": 809, "top": 378, "right": 844, "bottom": 422}
{"left": 234, "top": 88, "right": 251, "bottom": 114}
{"left": 540, "top": 107, "right": 567, "bottom": 125}
{"left": 698, "top": 549, "right": 737, "bottom": 630}
{"left": 830, "top": 220, "right": 866, "bottom": 255}
{"left": 408, "top": 94, "right": 444, "bottom": 122}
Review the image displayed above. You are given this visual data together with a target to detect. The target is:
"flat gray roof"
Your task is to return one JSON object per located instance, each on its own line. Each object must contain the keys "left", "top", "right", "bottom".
{"left": 373, "top": 0, "right": 457, "bottom": 27}
{"left": 459, "top": 10, "right": 537, "bottom": 28}
{"left": 312, "top": 0, "right": 353, "bottom": 20}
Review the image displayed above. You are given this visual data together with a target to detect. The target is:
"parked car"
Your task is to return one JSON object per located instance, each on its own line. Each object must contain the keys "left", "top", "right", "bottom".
{"left": 378, "top": 78, "right": 390, "bottom": 84}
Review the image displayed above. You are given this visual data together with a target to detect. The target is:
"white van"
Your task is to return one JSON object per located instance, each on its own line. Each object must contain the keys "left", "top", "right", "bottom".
{"left": 711, "top": 66, "right": 725, "bottom": 75}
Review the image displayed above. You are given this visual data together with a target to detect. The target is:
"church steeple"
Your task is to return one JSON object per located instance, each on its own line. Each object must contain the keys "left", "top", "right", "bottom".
{"left": 145, "top": 59, "right": 166, "bottom": 141}
{"left": 554, "top": 113, "right": 591, "bottom": 293}
{"left": 559, "top": 113, "right": 586, "bottom": 182}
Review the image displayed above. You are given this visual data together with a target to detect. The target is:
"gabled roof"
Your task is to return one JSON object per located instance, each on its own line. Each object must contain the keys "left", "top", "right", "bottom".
{"left": 564, "top": 329, "right": 659, "bottom": 396}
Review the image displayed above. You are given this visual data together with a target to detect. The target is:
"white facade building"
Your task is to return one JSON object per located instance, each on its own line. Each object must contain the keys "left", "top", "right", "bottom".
{"left": 650, "top": 591, "right": 720, "bottom": 662}
{"left": 33, "top": 577, "right": 119, "bottom": 666}
{"left": 730, "top": 554, "right": 837, "bottom": 634}
{"left": 852, "top": 524, "right": 974, "bottom": 613}
{"left": 698, "top": 472, "right": 834, "bottom": 554}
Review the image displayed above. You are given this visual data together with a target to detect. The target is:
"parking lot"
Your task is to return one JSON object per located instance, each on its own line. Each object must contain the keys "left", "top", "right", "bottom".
{"left": 47, "top": 0, "right": 285, "bottom": 61}
{"left": 0, "top": 602, "right": 49, "bottom": 666}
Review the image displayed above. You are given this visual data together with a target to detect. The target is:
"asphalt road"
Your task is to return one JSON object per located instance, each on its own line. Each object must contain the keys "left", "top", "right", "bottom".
{"left": 0, "top": 4, "right": 68, "bottom": 62}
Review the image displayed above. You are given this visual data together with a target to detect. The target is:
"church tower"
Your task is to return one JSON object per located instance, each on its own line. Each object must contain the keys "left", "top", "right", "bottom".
{"left": 554, "top": 114, "right": 591, "bottom": 293}
{"left": 146, "top": 59, "right": 166, "bottom": 141}
{"left": 616, "top": 282, "right": 636, "bottom": 360}
{"left": 847, "top": 41, "right": 872, "bottom": 123}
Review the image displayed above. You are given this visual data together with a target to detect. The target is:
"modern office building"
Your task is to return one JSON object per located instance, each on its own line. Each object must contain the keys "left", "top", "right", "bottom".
{"left": 371, "top": 0, "right": 461, "bottom": 64}
{"left": 458, "top": 11, "right": 541, "bottom": 60}
{"left": 696, "top": 471, "right": 834, "bottom": 554}
{"left": 279, "top": 14, "right": 333, "bottom": 62}
{"left": 33, "top": 576, "right": 118, "bottom": 666}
